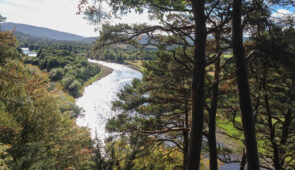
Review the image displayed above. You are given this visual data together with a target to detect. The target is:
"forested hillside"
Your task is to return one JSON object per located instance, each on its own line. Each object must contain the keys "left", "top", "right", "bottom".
{"left": 23, "top": 42, "right": 101, "bottom": 97}
{"left": 0, "top": 25, "right": 95, "bottom": 169}
{"left": 1, "top": 0, "right": 295, "bottom": 169}
{"left": 0, "top": 22, "right": 89, "bottom": 41}
{"left": 0, "top": 13, "right": 108, "bottom": 169}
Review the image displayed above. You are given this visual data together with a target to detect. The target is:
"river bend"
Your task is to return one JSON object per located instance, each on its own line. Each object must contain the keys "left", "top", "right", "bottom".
{"left": 76, "top": 59, "right": 142, "bottom": 141}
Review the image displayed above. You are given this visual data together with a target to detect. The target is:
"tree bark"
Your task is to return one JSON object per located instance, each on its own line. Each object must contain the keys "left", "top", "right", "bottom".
{"left": 208, "top": 32, "right": 221, "bottom": 170}
{"left": 187, "top": 0, "right": 207, "bottom": 169}
{"left": 232, "top": 0, "right": 260, "bottom": 169}
{"left": 183, "top": 97, "right": 189, "bottom": 170}
{"left": 265, "top": 95, "right": 281, "bottom": 170}
{"left": 240, "top": 149, "right": 246, "bottom": 170}
{"left": 280, "top": 109, "right": 291, "bottom": 146}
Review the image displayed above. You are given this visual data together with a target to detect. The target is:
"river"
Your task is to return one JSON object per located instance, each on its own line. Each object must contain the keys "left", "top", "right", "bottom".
{"left": 75, "top": 59, "right": 239, "bottom": 170}
{"left": 76, "top": 59, "right": 142, "bottom": 141}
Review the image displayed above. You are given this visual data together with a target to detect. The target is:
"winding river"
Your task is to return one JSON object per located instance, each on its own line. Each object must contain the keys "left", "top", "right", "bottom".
{"left": 76, "top": 59, "right": 142, "bottom": 141}
{"left": 76, "top": 59, "right": 239, "bottom": 170}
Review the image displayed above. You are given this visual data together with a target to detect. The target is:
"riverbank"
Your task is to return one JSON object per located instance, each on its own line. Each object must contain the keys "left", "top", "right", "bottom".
{"left": 79, "top": 62, "right": 114, "bottom": 95}
{"left": 123, "top": 60, "right": 144, "bottom": 72}
{"left": 88, "top": 59, "right": 145, "bottom": 72}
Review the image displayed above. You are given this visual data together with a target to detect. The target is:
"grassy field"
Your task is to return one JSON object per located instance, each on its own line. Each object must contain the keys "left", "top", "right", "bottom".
{"left": 124, "top": 60, "right": 145, "bottom": 72}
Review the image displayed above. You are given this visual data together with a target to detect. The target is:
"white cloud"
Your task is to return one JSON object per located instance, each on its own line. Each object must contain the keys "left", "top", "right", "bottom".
{"left": 0, "top": 0, "right": 158, "bottom": 37}
{"left": 0, "top": 0, "right": 97, "bottom": 36}
{"left": 272, "top": 9, "right": 295, "bottom": 18}
{"left": 277, "top": 9, "right": 295, "bottom": 16}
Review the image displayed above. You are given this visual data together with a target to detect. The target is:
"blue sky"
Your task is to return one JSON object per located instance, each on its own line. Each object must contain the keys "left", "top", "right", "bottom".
{"left": 0, "top": 0, "right": 294, "bottom": 37}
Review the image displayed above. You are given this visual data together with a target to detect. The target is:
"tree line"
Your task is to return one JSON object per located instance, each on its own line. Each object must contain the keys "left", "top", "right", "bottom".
{"left": 90, "top": 46, "right": 155, "bottom": 63}
{"left": 23, "top": 42, "right": 101, "bottom": 97}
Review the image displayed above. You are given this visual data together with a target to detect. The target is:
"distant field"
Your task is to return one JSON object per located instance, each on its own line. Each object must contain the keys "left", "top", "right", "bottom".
{"left": 124, "top": 60, "right": 145, "bottom": 72}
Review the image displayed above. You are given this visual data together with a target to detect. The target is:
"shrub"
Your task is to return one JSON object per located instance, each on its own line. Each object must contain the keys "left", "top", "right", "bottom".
{"left": 38, "top": 59, "right": 47, "bottom": 70}
{"left": 47, "top": 57, "right": 59, "bottom": 70}
{"left": 62, "top": 76, "right": 74, "bottom": 89}
{"left": 68, "top": 80, "right": 82, "bottom": 97}
{"left": 49, "top": 68, "right": 64, "bottom": 81}
{"left": 68, "top": 80, "right": 81, "bottom": 92}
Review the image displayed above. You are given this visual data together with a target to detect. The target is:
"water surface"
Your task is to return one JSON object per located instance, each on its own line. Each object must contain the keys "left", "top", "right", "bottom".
{"left": 76, "top": 59, "right": 142, "bottom": 141}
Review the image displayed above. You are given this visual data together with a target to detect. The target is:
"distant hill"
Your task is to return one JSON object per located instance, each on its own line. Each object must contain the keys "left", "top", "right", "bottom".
{"left": 0, "top": 22, "right": 95, "bottom": 42}
{"left": 80, "top": 37, "right": 97, "bottom": 44}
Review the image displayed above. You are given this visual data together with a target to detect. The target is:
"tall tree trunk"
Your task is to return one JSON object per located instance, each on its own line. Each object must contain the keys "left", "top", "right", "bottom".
{"left": 265, "top": 95, "right": 281, "bottom": 170}
{"left": 183, "top": 130, "right": 189, "bottom": 170}
{"left": 280, "top": 108, "right": 291, "bottom": 146}
{"left": 232, "top": 0, "right": 260, "bottom": 169}
{"left": 187, "top": 0, "right": 207, "bottom": 169}
{"left": 279, "top": 108, "right": 291, "bottom": 167}
{"left": 262, "top": 58, "right": 282, "bottom": 170}
{"left": 208, "top": 32, "right": 221, "bottom": 170}
{"left": 240, "top": 149, "right": 246, "bottom": 170}
{"left": 183, "top": 97, "right": 189, "bottom": 170}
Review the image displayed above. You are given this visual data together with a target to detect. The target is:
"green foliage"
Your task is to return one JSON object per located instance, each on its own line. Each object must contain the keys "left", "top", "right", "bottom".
{"left": 106, "top": 48, "right": 193, "bottom": 169}
{"left": 23, "top": 57, "right": 39, "bottom": 65}
{"left": 0, "top": 31, "right": 20, "bottom": 63}
{"left": 217, "top": 28, "right": 295, "bottom": 169}
{"left": 49, "top": 68, "right": 64, "bottom": 81}
{"left": 0, "top": 60, "right": 94, "bottom": 169}
{"left": 68, "top": 80, "right": 82, "bottom": 96}
{"left": 62, "top": 75, "right": 75, "bottom": 88}
{"left": 0, "top": 144, "right": 11, "bottom": 170}
{"left": 246, "top": 28, "right": 295, "bottom": 169}
{"left": 23, "top": 42, "right": 101, "bottom": 98}
{"left": 47, "top": 57, "right": 59, "bottom": 70}
{"left": 59, "top": 102, "right": 82, "bottom": 119}
{"left": 95, "top": 134, "right": 183, "bottom": 170}
{"left": 92, "top": 46, "right": 155, "bottom": 62}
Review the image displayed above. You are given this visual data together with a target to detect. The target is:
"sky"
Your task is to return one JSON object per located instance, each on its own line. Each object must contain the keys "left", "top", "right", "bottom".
{"left": 0, "top": 0, "right": 294, "bottom": 37}
{"left": 0, "top": 0, "right": 157, "bottom": 37}
{"left": 272, "top": 8, "right": 295, "bottom": 18}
